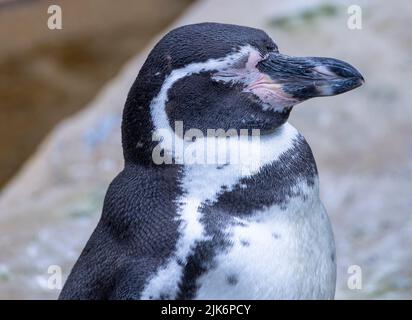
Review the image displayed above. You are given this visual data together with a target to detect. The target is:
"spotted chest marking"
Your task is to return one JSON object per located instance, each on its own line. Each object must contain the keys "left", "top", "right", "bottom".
{"left": 176, "top": 132, "right": 323, "bottom": 299}
{"left": 194, "top": 181, "right": 336, "bottom": 300}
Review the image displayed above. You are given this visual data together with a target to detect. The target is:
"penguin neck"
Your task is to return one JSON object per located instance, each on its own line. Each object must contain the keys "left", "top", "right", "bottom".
{"left": 166, "top": 122, "right": 313, "bottom": 239}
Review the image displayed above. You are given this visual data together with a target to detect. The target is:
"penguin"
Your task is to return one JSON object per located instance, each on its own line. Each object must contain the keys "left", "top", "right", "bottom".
{"left": 59, "top": 22, "right": 363, "bottom": 300}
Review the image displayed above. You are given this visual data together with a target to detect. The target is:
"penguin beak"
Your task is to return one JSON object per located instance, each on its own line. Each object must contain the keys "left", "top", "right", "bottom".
{"left": 256, "top": 53, "right": 364, "bottom": 101}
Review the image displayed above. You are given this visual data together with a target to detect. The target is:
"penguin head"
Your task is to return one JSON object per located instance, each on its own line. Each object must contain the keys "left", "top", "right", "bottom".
{"left": 122, "top": 23, "right": 364, "bottom": 163}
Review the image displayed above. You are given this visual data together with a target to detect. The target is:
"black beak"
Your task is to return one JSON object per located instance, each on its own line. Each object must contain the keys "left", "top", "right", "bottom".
{"left": 257, "top": 53, "right": 364, "bottom": 100}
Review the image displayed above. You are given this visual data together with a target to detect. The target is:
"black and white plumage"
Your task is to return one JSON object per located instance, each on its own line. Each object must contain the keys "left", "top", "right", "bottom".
{"left": 60, "top": 23, "right": 363, "bottom": 300}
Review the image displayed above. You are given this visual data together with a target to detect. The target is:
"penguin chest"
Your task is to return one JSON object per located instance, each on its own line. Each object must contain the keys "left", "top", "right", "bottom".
{"left": 140, "top": 124, "right": 336, "bottom": 300}
{"left": 194, "top": 194, "right": 337, "bottom": 300}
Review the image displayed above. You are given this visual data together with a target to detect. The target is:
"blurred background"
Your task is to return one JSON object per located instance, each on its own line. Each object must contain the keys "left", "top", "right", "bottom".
{"left": 0, "top": 0, "right": 411, "bottom": 299}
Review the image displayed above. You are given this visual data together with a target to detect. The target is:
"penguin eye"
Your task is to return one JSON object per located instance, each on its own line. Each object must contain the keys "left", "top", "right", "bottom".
{"left": 268, "top": 45, "right": 279, "bottom": 53}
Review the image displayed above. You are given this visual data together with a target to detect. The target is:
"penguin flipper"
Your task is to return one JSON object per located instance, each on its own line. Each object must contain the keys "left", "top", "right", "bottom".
{"left": 59, "top": 214, "right": 166, "bottom": 299}
{"left": 58, "top": 220, "right": 117, "bottom": 300}
{"left": 106, "top": 256, "right": 163, "bottom": 299}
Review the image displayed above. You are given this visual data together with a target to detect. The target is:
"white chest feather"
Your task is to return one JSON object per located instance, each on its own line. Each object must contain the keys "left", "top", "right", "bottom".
{"left": 195, "top": 181, "right": 336, "bottom": 300}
